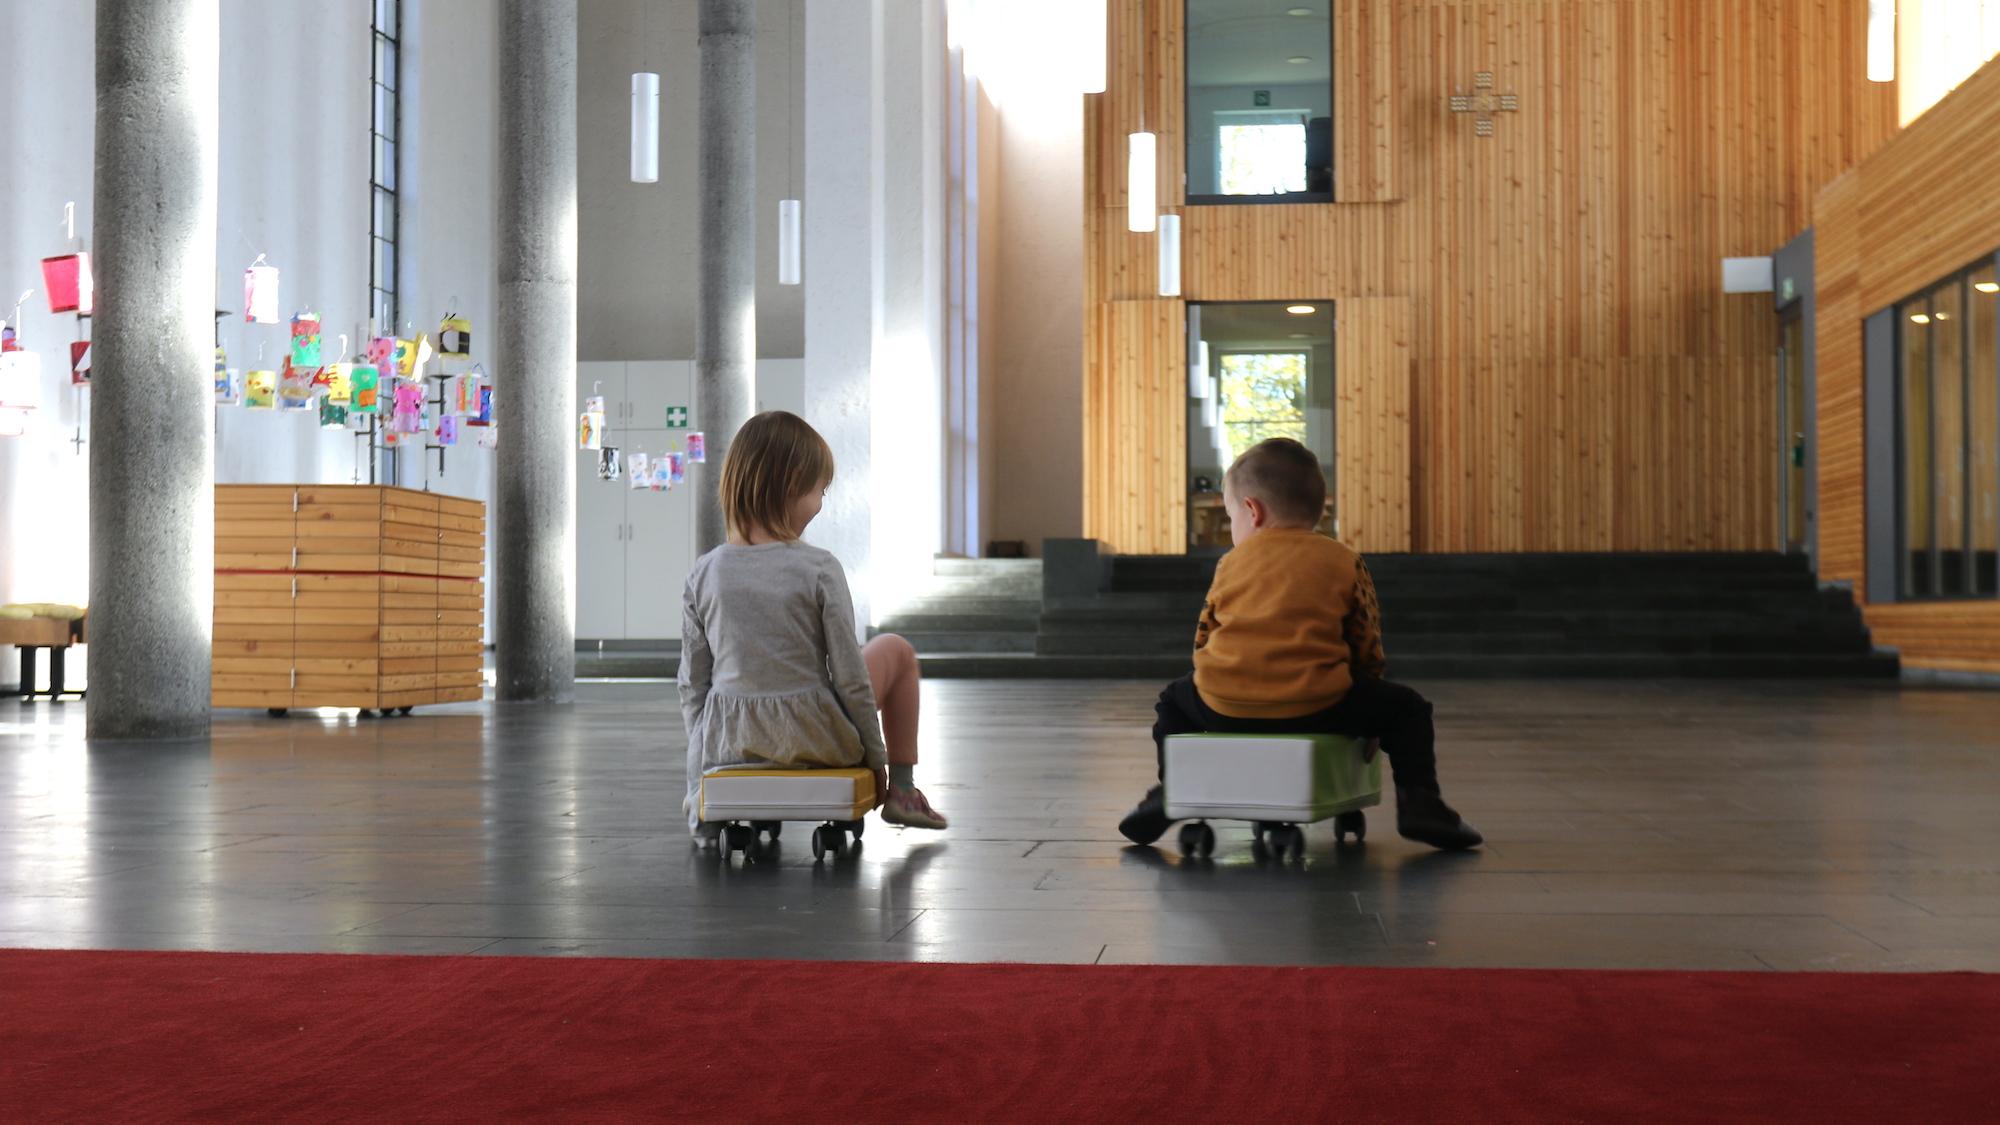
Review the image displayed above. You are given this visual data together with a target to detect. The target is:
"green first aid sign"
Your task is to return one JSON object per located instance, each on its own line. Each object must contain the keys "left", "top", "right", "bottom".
{"left": 666, "top": 406, "right": 689, "bottom": 428}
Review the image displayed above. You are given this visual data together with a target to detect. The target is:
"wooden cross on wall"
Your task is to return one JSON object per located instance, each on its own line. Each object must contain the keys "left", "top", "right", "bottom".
{"left": 1449, "top": 72, "right": 1518, "bottom": 137}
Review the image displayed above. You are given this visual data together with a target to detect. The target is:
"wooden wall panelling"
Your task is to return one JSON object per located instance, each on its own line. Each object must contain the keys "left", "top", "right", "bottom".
{"left": 1086, "top": 0, "right": 1895, "bottom": 554}
{"left": 1334, "top": 0, "right": 1396, "bottom": 202}
{"left": 1334, "top": 297, "right": 1412, "bottom": 553}
{"left": 1087, "top": 299, "right": 1187, "bottom": 553}
{"left": 1811, "top": 60, "right": 2000, "bottom": 673}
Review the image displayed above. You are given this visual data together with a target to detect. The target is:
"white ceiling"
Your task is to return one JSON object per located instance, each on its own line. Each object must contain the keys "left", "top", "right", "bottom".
{"left": 1186, "top": 0, "right": 1332, "bottom": 87}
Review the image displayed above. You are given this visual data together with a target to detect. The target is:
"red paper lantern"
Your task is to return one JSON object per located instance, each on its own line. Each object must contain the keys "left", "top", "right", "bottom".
{"left": 41, "top": 253, "right": 94, "bottom": 315}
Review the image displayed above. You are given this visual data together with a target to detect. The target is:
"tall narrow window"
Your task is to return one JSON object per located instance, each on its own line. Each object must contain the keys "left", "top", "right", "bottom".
{"left": 370, "top": 0, "right": 402, "bottom": 333}
{"left": 1896, "top": 256, "right": 2000, "bottom": 600}
{"left": 1185, "top": 2, "right": 1334, "bottom": 204}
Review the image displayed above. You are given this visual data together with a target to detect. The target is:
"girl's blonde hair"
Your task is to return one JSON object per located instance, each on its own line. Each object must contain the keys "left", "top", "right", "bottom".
{"left": 718, "top": 411, "right": 835, "bottom": 541}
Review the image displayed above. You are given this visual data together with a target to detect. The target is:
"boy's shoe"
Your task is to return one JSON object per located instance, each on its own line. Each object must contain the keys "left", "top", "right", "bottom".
{"left": 882, "top": 786, "right": 949, "bottom": 830}
{"left": 1396, "top": 786, "right": 1483, "bottom": 851}
{"left": 692, "top": 821, "right": 725, "bottom": 848}
{"left": 1118, "top": 785, "right": 1174, "bottom": 846}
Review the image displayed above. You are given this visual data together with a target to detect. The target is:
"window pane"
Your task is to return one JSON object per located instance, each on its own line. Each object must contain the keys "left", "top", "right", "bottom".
{"left": 372, "top": 187, "right": 397, "bottom": 245}
{"left": 373, "top": 84, "right": 397, "bottom": 143}
{"left": 1185, "top": 2, "right": 1332, "bottom": 198}
{"left": 374, "top": 0, "right": 398, "bottom": 35}
{"left": 1903, "top": 296, "right": 1934, "bottom": 598}
{"left": 1973, "top": 263, "right": 2000, "bottom": 596}
{"left": 1936, "top": 279, "right": 1969, "bottom": 593}
{"left": 1185, "top": 302, "right": 1335, "bottom": 547}
{"left": 372, "top": 289, "right": 395, "bottom": 335}
{"left": 373, "top": 136, "right": 397, "bottom": 191}
{"left": 372, "top": 238, "right": 396, "bottom": 294}
{"left": 374, "top": 35, "right": 398, "bottom": 93}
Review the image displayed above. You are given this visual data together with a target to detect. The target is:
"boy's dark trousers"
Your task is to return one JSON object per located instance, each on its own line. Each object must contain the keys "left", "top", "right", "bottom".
{"left": 1151, "top": 673, "right": 1441, "bottom": 795}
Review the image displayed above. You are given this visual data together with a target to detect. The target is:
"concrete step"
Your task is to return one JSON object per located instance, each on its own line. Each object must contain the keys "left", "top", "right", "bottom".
{"left": 932, "top": 557, "right": 1044, "bottom": 579}
{"left": 915, "top": 651, "right": 1901, "bottom": 680}
{"left": 1035, "top": 629, "right": 1875, "bottom": 657}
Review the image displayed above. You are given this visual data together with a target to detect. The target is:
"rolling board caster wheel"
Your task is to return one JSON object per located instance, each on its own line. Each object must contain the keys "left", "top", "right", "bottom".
{"left": 1178, "top": 821, "right": 1215, "bottom": 858}
{"left": 398, "top": 706, "right": 414, "bottom": 716}
{"left": 1274, "top": 824, "right": 1305, "bottom": 862}
{"left": 1335, "top": 810, "right": 1367, "bottom": 845}
{"left": 812, "top": 824, "right": 847, "bottom": 861}
{"left": 753, "top": 821, "right": 782, "bottom": 842}
{"left": 266, "top": 708, "right": 288, "bottom": 718}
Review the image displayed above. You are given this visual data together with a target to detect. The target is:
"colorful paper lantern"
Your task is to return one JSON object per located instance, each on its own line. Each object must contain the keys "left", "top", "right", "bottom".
{"left": 215, "top": 365, "right": 241, "bottom": 406}
{"left": 439, "top": 315, "right": 472, "bottom": 358}
{"left": 41, "top": 253, "right": 94, "bottom": 315}
{"left": 579, "top": 395, "right": 606, "bottom": 450}
{"left": 686, "top": 432, "right": 706, "bottom": 463}
{"left": 244, "top": 262, "right": 280, "bottom": 324}
{"left": 320, "top": 397, "right": 349, "bottom": 429}
{"left": 437, "top": 415, "right": 460, "bottom": 446}
{"left": 367, "top": 336, "right": 395, "bottom": 368}
{"left": 69, "top": 341, "right": 91, "bottom": 386}
{"left": 277, "top": 361, "right": 316, "bottom": 411}
{"left": 244, "top": 369, "right": 276, "bottom": 409}
{"left": 628, "top": 452, "right": 651, "bottom": 490}
{"left": 324, "top": 363, "right": 353, "bottom": 404}
{"left": 351, "top": 366, "right": 380, "bottom": 413}
{"left": 290, "top": 312, "right": 322, "bottom": 367}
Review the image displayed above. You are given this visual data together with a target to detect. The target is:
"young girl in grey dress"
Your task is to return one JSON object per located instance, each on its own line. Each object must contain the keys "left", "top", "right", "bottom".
{"left": 679, "top": 411, "right": 949, "bottom": 835}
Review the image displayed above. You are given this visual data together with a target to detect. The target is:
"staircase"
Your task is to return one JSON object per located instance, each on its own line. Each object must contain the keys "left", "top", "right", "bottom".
{"left": 1003, "top": 552, "right": 1898, "bottom": 680}
{"left": 872, "top": 558, "right": 1043, "bottom": 655}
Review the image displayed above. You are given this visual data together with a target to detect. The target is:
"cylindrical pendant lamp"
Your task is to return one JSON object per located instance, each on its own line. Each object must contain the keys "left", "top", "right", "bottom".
{"left": 1867, "top": 1, "right": 1895, "bottom": 82}
{"left": 1127, "top": 132, "right": 1157, "bottom": 232}
{"left": 631, "top": 72, "right": 661, "bottom": 183}
{"left": 1189, "top": 339, "right": 1211, "bottom": 399}
{"left": 1158, "top": 213, "right": 1182, "bottom": 296}
{"left": 778, "top": 199, "right": 803, "bottom": 285}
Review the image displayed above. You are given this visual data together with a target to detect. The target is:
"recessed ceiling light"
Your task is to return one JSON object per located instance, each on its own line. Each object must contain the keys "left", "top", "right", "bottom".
{"left": 1909, "top": 313, "right": 1931, "bottom": 324}
{"left": 1976, "top": 281, "right": 2000, "bottom": 293}
{"left": 1287, "top": 55, "right": 1312, "bottom": 64}
{"left": 1286, "top": 304, "right": 1316, "bottom": 315}
{"left": 1287, "top": 6, "right": 1315, "bottom": 14}
{"left": 1935, "top": 311, "right": 1950, "bottom": 320}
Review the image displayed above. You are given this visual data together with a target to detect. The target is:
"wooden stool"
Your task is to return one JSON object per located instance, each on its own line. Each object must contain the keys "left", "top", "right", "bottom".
{"left": 1, "top": 614, "right": 87, "bottom": 703}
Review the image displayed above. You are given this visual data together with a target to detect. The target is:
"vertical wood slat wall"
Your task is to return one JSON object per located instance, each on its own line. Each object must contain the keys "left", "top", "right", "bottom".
{"left": 1334, "top": 297, "right": 1411, "bottom": 553}
{"left": 213, "top": 485, "right": 487, "bottom": 711}
{"left": 1813, "top": 58, "right": 2000, "bottom": 674}
{"left": 1084, "top": 0, "right": 1898, "bottom": 554}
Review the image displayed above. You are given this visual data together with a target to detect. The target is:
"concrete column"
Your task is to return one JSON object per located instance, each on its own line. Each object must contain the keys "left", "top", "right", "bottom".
{"left": 695, "top": 0, "right": 757, "bottom": 555}
{"left": 495, "top": 0, "right": 578, "bottom": 703}
{"left": 803, "top": 0, "right": 880, "bottom": 636}
{"left": 87, "top": 0, "right": 220, "bottom": 740}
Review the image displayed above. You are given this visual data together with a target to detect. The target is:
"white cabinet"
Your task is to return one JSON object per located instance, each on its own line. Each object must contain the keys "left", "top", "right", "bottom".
{"left": 574, "top": 358, "right": 803, "bottom": 642}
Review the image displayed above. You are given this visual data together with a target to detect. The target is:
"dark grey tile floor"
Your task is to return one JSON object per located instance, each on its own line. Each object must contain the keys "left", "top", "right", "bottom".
{"left": 3, "top": 678, "right": 1998, "bottom": 970}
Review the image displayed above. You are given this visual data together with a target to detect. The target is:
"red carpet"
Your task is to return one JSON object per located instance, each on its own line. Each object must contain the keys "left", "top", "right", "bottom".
{"left": 3, "top": 949, "right": 1995, "bottom": 1122}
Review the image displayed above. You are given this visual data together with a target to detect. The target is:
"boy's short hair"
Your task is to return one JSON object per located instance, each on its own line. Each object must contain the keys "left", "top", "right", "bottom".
{"left": 719, "top": 411, "right": 836, "bottom": 541}
{"left": 1226, "top": 438, "right": 1325, "bottom": 524}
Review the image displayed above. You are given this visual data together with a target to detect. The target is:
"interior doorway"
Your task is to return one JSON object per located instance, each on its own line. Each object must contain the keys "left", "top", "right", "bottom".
{"left": 1185, "top": 302, "right": 1336, "bottom": 552}
{"left": 1778, "top": 309, "right": 1809, "bottom": 554}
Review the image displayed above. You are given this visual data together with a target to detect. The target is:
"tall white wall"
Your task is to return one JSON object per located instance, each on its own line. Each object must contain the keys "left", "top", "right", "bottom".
{"left": 0, "top": 0, "right": 502, "bottom": 689}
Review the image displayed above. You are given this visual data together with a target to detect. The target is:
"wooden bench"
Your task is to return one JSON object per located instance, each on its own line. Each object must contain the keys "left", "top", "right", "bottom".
{"left": 1, "top": 613, "right": 87, "bottom": 703}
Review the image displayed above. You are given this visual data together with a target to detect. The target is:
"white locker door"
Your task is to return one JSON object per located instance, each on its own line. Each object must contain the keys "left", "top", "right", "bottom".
{"left": 575, "top": 450, "right": 628, "bottom": 640}
{"left": 625, "top": 360, "right": 693, "bottom": 433}
{"left": 625, "top": 458, "right": 697, "bottom": 640}
{"left": 575, "top": 362, "right": 628, "bottom": 639}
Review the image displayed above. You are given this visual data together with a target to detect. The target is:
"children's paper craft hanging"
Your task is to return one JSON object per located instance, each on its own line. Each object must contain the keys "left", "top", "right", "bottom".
{"left": 390, "top": 381, "right": 425, "bottom": 434}
{"left": 414, "top": 333, "right": 435, "bottom": 374}
{"left": 277, "top": 361, "right": 316, "bottom": 411}
{"left": 70, "top": 341, "right": 91, "bottom": 386}
{"left": 447, "top": 373, "right": 479, "bottom": 415}
{"left": 215, "top": 362, "right": 241, "bottom": 406}
{"left": 598, "top": 446, "right": 621, "bottom": 481}
{"left": 476, "top": 424, "right": 498, "bottom": 450}
{"left": 392, "top": 338, "right": 417, "bottom": 377}
{"left": 666, "top": 452, "right": 686, "bottom": 485}
{"left": 0, "top": 351, "right": 44, "bottom": 412}
{"left": 367, "top": 336, "right": 395, "bottom": 368}
{"left": 1, "top": 326, "right": 19, "bottom": 352}
{"left": 628, "top": 453, "right": 650, "bottom": 490}
{"left": 579, "top": 395, "right": 606, "bottom": 450}
{"left": 686, "top": 432, "right": 706, "bottom": 463}
{"left": 324, "top": 363, "right": 353, "bottom": 404}
{"left": 41, "top": 254, "right": 93, "bottom": 315}
{"left": 244, "top": 369, "right": 276, "bottom": 409}
{"left": 439, "top": 315, "right": 472, "bottom": 358}
{"left": 320, "top": 397, "right": 349, "bottom": 429}
{"left": 243, "top": 260, "right": 280, "bottom": 324}
{"left": 469, "top": 384, "right": 494, "bottom": 426}
{"left": 437, "top": 415, "right": 460, "bottom": 446}
{"left": 290, "top": 312, "right": 322, "bottom": 367}
{"left": 351, "top": 365, "right": 381, "bottom": 413}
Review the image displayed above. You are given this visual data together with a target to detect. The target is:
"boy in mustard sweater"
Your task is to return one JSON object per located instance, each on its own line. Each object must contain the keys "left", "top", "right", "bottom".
{"left": 1119, "top": 438, "right": 1482, "bottom": 851}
